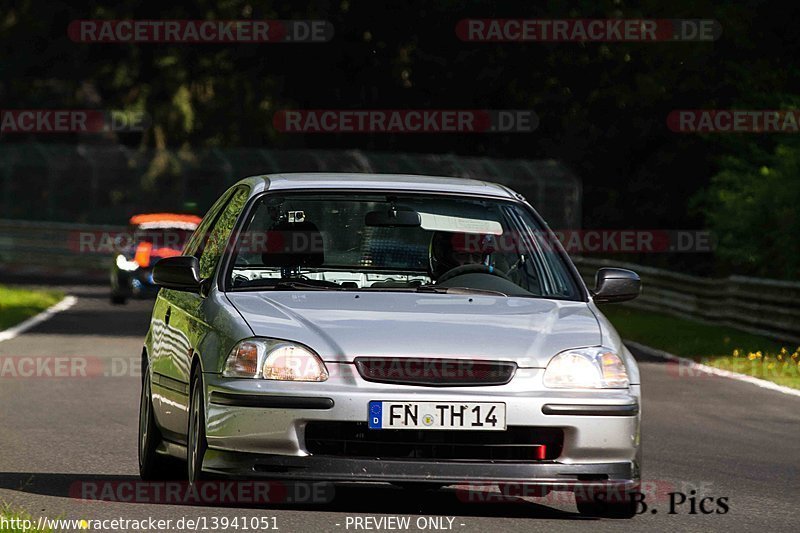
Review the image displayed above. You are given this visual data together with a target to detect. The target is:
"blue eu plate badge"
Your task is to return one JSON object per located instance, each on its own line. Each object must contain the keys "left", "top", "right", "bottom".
{"left": 368, "top": 401, "right": 382, "bottom": 429}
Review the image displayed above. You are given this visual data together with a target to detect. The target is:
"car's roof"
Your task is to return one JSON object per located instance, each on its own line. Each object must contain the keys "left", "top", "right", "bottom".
{"left": 235, "top": 173, "right": 522, "bottom": 200}
{"left": 129, "top": 213, "right": 202, "bottom": 229}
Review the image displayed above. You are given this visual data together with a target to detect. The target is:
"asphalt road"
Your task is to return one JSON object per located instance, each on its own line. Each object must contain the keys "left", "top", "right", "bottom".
{"left": 1, "top": 286, "right": 798, "bottom": 533}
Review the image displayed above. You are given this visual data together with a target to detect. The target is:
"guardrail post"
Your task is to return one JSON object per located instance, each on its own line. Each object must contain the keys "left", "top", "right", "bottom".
{"left": 32, "top": 142, "right": 57, "bottom": 219}
{"left": 1, "top": 146, "right": 15, "bottom": 216}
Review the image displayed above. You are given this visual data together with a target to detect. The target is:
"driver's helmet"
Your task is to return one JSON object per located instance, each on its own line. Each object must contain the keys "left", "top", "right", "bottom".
{"left": 430, "top": 231, "right": 492, "bottom": 279}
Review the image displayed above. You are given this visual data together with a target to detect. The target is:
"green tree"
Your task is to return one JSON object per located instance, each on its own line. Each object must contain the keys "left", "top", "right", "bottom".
{"left": 701, "top": 139, "right": 800, "bottom": 279}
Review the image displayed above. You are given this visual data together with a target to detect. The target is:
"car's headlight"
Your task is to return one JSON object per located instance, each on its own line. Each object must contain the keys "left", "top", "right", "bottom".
{"left": 543, "top": 347, "right": 629, "bottom": 388}
{"left": 222, "top": 338, "right": 328, "bottom": 381}
{"left": 116, "top": 254, "right": 139, "bottom": 272}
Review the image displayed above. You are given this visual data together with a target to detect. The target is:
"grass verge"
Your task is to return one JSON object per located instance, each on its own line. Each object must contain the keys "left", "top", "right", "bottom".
{"left": 0, "top": 285, "right": 63, "bottom": 331}
{"left": 602, "top": 306, "right": 800, "bottom": 389}
{"left": 0, "top": 504, "right": 53, "bottom": 533}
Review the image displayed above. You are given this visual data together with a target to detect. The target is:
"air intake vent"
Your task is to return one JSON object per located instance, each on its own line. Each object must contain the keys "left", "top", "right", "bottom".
{"left": 305, "top": 422, "right": 563, "bottom": 461}
{"left": 354, "top": 357, "right": 516, "bottom": 387}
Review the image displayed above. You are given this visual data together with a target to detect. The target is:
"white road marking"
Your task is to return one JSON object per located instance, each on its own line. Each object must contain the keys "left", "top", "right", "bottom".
{"left": 627, "top": 340, "right": 800, "bottom": 398}
{"left": 0, "top": 295, "right": 78, "bottom": 343}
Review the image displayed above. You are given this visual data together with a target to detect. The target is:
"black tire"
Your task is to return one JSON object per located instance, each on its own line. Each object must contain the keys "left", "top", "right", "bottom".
{"left": 138, "top": 369, "right": 176, "bottom": 480}
{"left": 111, "top": 294, "right": 127, "bottom": 305}
{"left": 187, "top": 370, "right": 208, "bottom": 485}
{"left": 576, "top": 491, "right": 637, "bottom": 519}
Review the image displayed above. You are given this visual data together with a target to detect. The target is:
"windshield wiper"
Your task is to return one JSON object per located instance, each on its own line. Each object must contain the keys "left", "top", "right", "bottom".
{"left": 416, "top": 285, "right": 508, "bottom": 297}
{"left": 271, "top": 281, "right": 344, "bottom": 291}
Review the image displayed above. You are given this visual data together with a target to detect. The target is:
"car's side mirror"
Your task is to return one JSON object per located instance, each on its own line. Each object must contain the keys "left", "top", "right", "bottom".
{"left": 592, "top": 268, "right": 641, "bottom": 304}
{"left": 153, "top": 256, "right": 201, "bottom": 292}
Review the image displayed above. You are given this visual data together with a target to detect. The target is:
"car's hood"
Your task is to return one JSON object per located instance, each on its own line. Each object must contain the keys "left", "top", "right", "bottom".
{"left": 226, "top": 292, "right": 601, "bottom": 368}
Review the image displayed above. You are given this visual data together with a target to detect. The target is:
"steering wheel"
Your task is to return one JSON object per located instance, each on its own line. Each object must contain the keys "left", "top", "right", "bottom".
{"left": 436, "top": 264, "right": 510, "bottom": 284}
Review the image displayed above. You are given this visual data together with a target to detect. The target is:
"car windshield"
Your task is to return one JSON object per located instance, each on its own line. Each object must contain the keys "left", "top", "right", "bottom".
{"left": 227, "top": 192, "right": 580, "bottom": 300}
{"left": 133, "top": 227, "right": 195, "bottom": 251}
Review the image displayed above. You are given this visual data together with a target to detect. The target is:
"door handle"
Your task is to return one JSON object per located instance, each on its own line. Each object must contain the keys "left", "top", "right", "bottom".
{"left": 165, "top": 307, "right": 171, "bottom": 326}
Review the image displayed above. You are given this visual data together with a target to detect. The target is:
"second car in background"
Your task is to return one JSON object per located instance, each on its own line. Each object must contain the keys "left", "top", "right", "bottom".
{"left": 110, "top": 213, "right": 201, "bottom": 304}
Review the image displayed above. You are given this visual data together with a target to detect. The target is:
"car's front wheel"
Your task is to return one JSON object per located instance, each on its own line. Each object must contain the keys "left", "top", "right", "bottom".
{"left": 576, "top": 491, "right": 637, "bottom": 519}
{"left": 187, "top": 370, "right": 208, "bottom": 485}
{"left": 138, "top": 369, "right": 177, "bottom": 479}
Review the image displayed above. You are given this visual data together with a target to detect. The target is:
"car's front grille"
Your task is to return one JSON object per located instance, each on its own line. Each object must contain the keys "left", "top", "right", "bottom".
{"left": 354, "top": 357, "right": 516, "bottom": 387}
{"left": 305, "top": 422, "right": 563, "bottom": 462}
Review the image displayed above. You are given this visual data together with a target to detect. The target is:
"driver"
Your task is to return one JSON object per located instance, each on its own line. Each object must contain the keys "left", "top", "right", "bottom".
{"left": 430, "top": 231, "right": 490, "bottom": 279}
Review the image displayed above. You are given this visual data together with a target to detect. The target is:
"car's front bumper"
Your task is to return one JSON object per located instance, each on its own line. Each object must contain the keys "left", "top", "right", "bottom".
{"left": 202, "top": 450, "right": 637, "bottom": 489}
{"left": 201, "top": 366, "right": 641, "bottom": 485}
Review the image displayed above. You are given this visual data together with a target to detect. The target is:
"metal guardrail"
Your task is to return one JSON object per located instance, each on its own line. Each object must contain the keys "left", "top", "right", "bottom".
{"left": 0, "top": 144, "right": 581, "bottom": 229}
{"left": 574, "top": 257, "right": 800, "bottom": 344}
{"left": 0, "top": 219, "right": 123, "bottom": 281}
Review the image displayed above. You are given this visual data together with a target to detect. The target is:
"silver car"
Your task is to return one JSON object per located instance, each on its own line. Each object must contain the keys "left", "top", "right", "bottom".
{"left": 139, "top": 173, "right": 642, "bottom": 518}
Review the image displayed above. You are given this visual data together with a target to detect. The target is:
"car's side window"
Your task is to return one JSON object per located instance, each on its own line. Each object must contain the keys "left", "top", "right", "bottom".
{"left": 198, "top": 187, "right": 250, "bottom": 279}
{"left": 183, "top": 190, "right": 234, "bottom": 258}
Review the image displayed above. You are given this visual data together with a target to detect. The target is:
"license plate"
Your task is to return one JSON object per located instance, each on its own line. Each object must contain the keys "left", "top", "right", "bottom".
{"left": 368, "top": 401, "right": 506, "bottom": 430}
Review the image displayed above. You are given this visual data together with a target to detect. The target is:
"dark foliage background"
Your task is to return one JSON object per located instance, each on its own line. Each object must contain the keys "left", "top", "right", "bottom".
{"left": 1, "top": 0, "right": 798, "bottom": 278}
